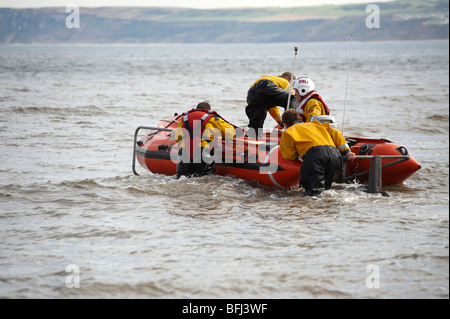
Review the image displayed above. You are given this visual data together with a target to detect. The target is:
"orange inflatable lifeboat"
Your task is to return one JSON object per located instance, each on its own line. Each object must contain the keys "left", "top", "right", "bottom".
{"left": 133, "top": 114, "right": 421, "bottom": 189}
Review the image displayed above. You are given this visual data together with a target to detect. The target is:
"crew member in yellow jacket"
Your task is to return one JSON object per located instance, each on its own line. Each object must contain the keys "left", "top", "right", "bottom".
{"left": 280, "top": 109, "right": 356, "bottom": 196}
{"left": 245, "top": 72, "right": 299, "bottom": 137}
{"left": 292, "top": 77, "right": 330, "bottom": 123}
{"left": 174, "top": 102, "right": 235, "bottom": 178}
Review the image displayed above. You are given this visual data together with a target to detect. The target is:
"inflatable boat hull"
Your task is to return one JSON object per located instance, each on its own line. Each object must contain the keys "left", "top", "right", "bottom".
{"left": 135, "top": 116, "right": 421, "bottom": 189}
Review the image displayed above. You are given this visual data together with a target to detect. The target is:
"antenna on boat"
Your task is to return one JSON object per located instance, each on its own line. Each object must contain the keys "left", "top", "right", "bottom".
{"left": 286, "top": 46, "right": 298, "bottom": 110}
{"left": 342, "top": 34, "right": 353, "bottom": 134}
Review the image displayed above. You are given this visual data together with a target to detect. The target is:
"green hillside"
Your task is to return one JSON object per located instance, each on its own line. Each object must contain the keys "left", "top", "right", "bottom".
{"left": 0, "top": 0, "right": 448, "bottom": 43}
{"left": 81, "top": 0, "right": 449, "bottom": 21}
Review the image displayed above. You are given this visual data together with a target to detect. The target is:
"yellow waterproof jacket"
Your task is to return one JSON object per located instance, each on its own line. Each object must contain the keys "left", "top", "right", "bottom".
{"left": 251, "top": 75, "right": 290, "bottom": 90}
{"left": 280, "top": 121, "right": 350, "bottom": 160}
{"left": 174, "top": 115, "right": 235, "bottom": 149}
{"left": 268, "top": 107, "right": 282, "bottom": 123}
{"left": 251, "top": 75, "right": 292, "bottom": 123}
{"left": 302, "top": 99, "right": 327, "bottom": 122}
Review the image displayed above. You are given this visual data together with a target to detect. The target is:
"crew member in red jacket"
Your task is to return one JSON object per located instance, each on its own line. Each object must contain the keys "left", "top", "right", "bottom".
{"left": 174, "top": 102, "right": 235, "bottom": 178}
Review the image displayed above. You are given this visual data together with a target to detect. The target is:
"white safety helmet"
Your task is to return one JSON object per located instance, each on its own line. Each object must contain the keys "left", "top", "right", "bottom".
{"left": 293, "top": 77, "right": 315, "bottom": 97}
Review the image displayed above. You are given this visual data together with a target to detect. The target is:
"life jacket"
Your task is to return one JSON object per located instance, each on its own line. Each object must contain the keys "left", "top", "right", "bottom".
{"left": 180, "top": 108, "right": 218, "bottom": 159}
{"left": 297, "top": 91, "right": 330, "bottom": 122}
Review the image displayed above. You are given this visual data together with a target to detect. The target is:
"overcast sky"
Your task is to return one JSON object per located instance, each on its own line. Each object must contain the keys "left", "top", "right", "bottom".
{"left": 0, "top": 0, "right": 395, "bottom": 9}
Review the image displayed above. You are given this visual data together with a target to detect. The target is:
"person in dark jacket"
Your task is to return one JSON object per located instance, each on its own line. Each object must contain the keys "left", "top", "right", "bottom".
{"left": 245, "top": 72, "right": 299, "bottom": 137}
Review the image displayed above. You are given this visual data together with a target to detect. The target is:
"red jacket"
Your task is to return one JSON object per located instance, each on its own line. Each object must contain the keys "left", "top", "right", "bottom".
{"left": 297, "top": 91, "right": 330, "bottom": 122}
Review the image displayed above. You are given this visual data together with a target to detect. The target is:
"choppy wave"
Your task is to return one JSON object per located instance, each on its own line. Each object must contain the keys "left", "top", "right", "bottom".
{"left": 0, "top": 41, "right": 448, "bottom": 299}
{"left": 425, "top": 114, "right": 450, "bottom": 123}
{"left": 5, "top": 105, "right": 109, "bottom": 116}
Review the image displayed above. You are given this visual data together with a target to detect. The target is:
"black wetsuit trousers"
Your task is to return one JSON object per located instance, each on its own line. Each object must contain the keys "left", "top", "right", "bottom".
{"left": 245, "top": 80, "right": 297, "bottom": 135}
{"left": 176, "top": 147, "right": 215, "bottom": 178}
{"left": 300, "top": 145, "right": 342, "bottom": 194}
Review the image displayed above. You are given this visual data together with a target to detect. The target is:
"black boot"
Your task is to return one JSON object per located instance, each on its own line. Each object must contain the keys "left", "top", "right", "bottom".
{"left": 304, "top": 188, "right": 322, "bottom": 196}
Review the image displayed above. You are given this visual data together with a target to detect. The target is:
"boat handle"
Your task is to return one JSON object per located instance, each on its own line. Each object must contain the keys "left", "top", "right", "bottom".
{"left": 132, "top": 126, "right": 174, "bottom": 176}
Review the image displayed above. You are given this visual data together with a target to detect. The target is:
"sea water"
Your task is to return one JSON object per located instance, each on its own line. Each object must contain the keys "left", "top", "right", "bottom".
{"left": 0, "top": 41, "right": 448, "bottom": 298}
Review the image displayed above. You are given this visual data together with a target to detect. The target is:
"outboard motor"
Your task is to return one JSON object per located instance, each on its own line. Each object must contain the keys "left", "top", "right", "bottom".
{"left": 309, "top": 115, "right": 337, "bottom": 129}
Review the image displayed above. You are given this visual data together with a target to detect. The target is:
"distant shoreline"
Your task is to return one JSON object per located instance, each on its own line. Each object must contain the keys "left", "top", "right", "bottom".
{"left": 1, "top": 39, "right": 448, "bottom": 46}
{"left": 1, "top": 2, "right": 448, "bottom": 44}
